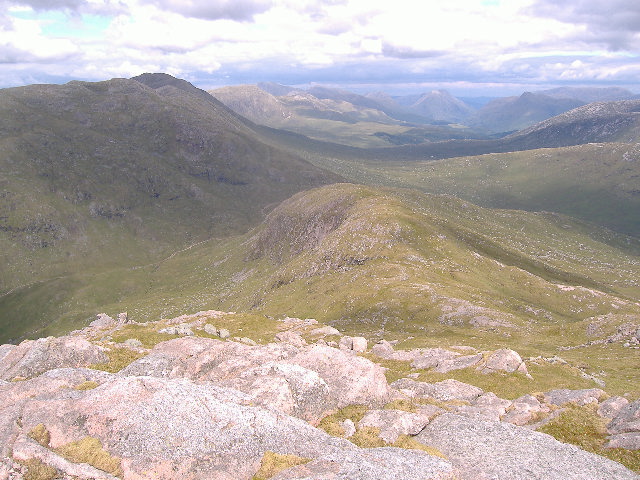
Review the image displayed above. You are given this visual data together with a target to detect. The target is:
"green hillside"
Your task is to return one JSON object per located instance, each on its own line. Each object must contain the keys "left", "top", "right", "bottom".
{"left": 302, "top": 143, "right": 640, "bottom": 237}
{"left": 0, "top": 77, "right": 340, "bottom": 295}
{"left": 5, "top": 184, "right": 637, "bottom": 392}
{"left": 2, "top": 77, "right": 639, "bottom": 402}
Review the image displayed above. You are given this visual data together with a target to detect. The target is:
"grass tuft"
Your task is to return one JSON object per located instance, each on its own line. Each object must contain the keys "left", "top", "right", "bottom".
{"left": 75, "top": 381, "right": 99, "bottom": 390}
{"left": 539, "top": 405, "right": 640, "bottom": 473}
{"left": 89, "top": 347, "right": 144, "bottom": 373}
{"left": 252, "top": 451, "right": 311, "bottom": 480}
{"left": 317, "top": 405, "right": 369, "bottom": 438}
{"left": 392, "top": 435, "right": 447, "bottom": 458}
{"left": 28, "top": 424, "right": 50, "bottom": 447}
{"left": 54, "top": 436, "right": 123, "bottom": 477}
{"left": 384, "top": 399, "right": 418, "bottom": 413}
{"left": 349, "top": 426, "right": 387, "bottom": 448}
{"left": 20, "top": 458, "right": 57, "bottom": 480}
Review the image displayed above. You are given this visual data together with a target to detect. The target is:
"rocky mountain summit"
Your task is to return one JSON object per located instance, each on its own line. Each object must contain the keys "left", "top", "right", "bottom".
{"left": 1, "top": 311, "right": 638, "bottom": 479}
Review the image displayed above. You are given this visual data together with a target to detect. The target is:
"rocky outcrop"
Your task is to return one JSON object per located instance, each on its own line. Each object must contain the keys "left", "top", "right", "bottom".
{"left": 606, "top": 399, "right": 640, "bottom": 450}
{"left": 339, "top": 336, "right": 368, "bottom": 353}
{"left": 479, "top": 348, "right": 528, "bottom": 375}
{"left": 119, "top": 338, "right": 391, "bottom": 423}
{"left": 286, "top": 345, "right": 392, "bottom": 410}
{"left": 158, "top": 323, "right": 194, "bottom": 336}
{"left": 391, "top": 378, "right": 483, "bottom": 403}
{"left": 358, "top": 409, "right": 431, "bottom": 443}
{"left": 222, "top": 361, "right": 331, "bottom": 422}
{"left": 90, "top": 313, "right": 116, "bottom": 329}
{"left": 0, "top": 337, "right": 107, "bottom": 381}
{"left": 544, "top": 388, "right": 607, "bottom": 406}
{"left": 275, "top": 330, "right": 307, "bottom": 347}
{"left": 372, "top": 342, "right": 530, "bottom": 376}
{"left": 308, "top": 326, "right": 341, "bottom": 337}
{"left": 417, "top": 413, "right": 639, "bottom": 479}
{"left": 598, "top": 396, "right": 630, "bottom": 419}
{"left": 502, "top": 394, "right": 551, "bottom": 426}
{"left": 0, "top": 323, "right": 637, "bottom": 479}
{"left": 433, "top": 354, "right": 483, "bottom": 373}
{"left": 269, "top": 447, "right": 457, "bottom": 480}
{"left": 452, "top": 392, "right": 512, "bottom": 422}
{"left": 119, "top": 337, "right": 299, "bottom": 380}
{"left": 90, "top": 312, "right": 131, "bottom": 330}
{"left": 2, "top": 371, "right": 454, "bottom": 479}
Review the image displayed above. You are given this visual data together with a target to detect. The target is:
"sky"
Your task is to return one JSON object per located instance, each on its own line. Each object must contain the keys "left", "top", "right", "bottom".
{"left": 1, "top": 0, "right": 640, "bottom": 96}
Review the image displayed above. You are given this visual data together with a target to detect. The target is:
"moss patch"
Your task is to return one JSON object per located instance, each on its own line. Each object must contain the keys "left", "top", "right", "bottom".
{"left": 384, "top": 399, "right": 419, "bottom": 413}
{"left": 110, "top": 324, "right": 176, "bottom": 348}
{"left": 252, "top": 451, "right": 311, "bottom": 480}
{"left": 359, "top": 355, "right": 414, "bottom": 384}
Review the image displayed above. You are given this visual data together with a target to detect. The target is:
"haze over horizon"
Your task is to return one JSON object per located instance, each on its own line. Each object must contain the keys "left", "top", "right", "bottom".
{"left": 2, "top": 0, "right": 640, "bottom": 96}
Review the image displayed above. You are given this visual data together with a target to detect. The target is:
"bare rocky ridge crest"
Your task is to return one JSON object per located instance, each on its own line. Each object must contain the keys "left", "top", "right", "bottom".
{"left": 0, "top": 311, "right": 638, "bottom": 479}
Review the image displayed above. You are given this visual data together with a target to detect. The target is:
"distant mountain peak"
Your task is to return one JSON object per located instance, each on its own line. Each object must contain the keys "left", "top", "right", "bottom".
{"left": 131, "top": 72, "right": 219, "bottom": 105}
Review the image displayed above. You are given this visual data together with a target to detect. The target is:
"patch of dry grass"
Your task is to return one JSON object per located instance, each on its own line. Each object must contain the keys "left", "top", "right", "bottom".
{"left": 252, "top": 451, "right": 311, "bottom": 479}
{"left": 89, "top": 347, "right": 144, "bottom": 373}
{"left": 349, "top": 426, "right": 386, "bottom": 448}
{"left": 384, "top": 399, "right": 418, "bottom": 413}
{"left": 55, "top": 436, "right": 123, "bottom": 477}
{"left": 317, "top": 405, "right": 369, "bottom": 437}
{"left": 539, "top": 405, "right": 640, "bottom": 473}
{"left": 392, "top": 435, "right": 447, "bottom": 458}
{"left": 28, "top": 424, "right": 50, "bottom": 447}
{"left": 20, "top": 459, "right": 57, "bottom": 480}
{"left": 75, "top": 381, "right": 99, "bottom": 390}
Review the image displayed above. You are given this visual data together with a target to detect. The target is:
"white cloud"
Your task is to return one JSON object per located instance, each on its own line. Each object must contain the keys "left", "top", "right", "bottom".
{"left": 0, "top": 15, "right": 80, "bottom": 64}
{"left": 1, "top": 0, "right": 639, "bottom": 92}
{"left": 137, "top": 0, "right": 272, "bottom": 21}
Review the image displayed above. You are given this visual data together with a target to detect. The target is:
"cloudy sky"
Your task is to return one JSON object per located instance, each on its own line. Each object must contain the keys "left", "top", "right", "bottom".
{"left": 2, "top": 0, "right": 639, "bottom": 95}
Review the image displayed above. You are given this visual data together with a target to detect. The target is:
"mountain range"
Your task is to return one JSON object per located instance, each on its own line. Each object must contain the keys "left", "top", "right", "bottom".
{"left": 210, "top": 83, "right": 638, "bottom": 145}
{"left": 1, "top": 73, "right": 639, "bottom": 477}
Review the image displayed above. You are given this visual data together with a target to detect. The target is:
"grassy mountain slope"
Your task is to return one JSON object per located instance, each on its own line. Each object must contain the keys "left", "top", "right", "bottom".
{"left": 251, "top": 97, "right": 640, "bottom": 170}
{"left": 468, "top": 92, "right": 584, "bottom": 134}
{"left": 509, "top": 100, "right": 640, "bottom": 145}
{"left": 408, "top": 90, "right": 475, "bottom": 123}
{"left": 0, "top": 76, "right": 340, "bottom": 295}
{"left": 539, "top": 86, "right": 636, "bottom": 103}
{"left": 302, "top": 143, "right": 640, "bottom": 237}
{"left": 9, "top": 183, "right": 637, "bottom": 391}
{"left": 352, "top": 99, "right": 640, "bottom": 162}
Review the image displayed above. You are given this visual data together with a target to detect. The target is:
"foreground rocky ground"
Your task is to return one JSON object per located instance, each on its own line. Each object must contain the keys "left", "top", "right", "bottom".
{"left": 0, "top": 311, "right": 638, "bottom": 479}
